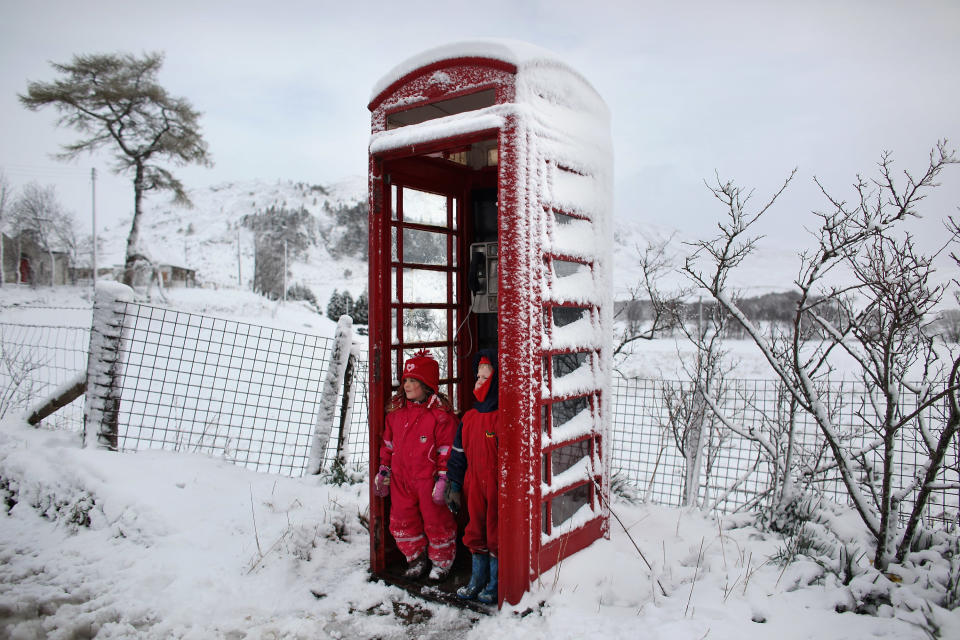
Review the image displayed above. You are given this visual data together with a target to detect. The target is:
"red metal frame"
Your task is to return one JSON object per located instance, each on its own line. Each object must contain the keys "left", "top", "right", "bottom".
{"left": 494, "top": 113, "right": 539, "bottom": 604}
{"left": 387, "top": 169, "right": 463, "bottom": 401}
{"left": 368, "top": 57, "right": 518, "bottom": 112}
{"left": 367, "top": 130, "right": 496, "bottom": 581}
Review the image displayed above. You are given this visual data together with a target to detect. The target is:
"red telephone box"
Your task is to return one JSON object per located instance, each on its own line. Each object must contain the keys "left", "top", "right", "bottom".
{"left": 367, "top": 40, "right": 613, "bottom": 607}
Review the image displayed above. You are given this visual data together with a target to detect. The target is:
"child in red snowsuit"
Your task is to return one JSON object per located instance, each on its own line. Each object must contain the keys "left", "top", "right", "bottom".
{"left": 374, "top": 350, "right": 458, "bottom": 581}
{"left": 445, "top": 349, "right": 499, "bottom": 603}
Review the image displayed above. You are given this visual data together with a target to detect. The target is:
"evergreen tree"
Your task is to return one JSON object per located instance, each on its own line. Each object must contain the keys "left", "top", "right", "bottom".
{"left": 326, "top": 290, "right": 346, "bottom": 320}
{"left": 243, "top": 205, "right": 317, "bottom": 299}
{"left": 286, "top": 282, "right": 319, "bottom": 312}
{"left": 352, "top": 292, "right": 368, "bottom": 325}
{"left": 324, "top": 202, "right": 369, "bottom": 259}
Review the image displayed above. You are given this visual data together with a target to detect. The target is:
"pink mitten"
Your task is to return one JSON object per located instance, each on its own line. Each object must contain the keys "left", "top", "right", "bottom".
{"left": 432, "top": 474, "right": 447, "bottom": 505}
{"left": 374, "top": 465, "right": 391, "bottom": 497}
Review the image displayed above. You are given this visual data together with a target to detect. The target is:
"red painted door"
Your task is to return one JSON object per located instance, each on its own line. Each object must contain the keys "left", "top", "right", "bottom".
{"left": 368, "top": 152, "right": 470, "bottom": 578}
{"left": 19, "top": 256, "right": 31, "bottom": 284}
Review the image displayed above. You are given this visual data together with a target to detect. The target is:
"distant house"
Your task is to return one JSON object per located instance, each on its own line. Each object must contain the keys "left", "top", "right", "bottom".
{"left": 3, "top": 233, "right": 197, "bottom": 289}
{"left": 68, "top": 265, "right": 121, "bottom": 284}
{"left": 157, "top": 263, "right": 197, "bottom": 288}
{"left": 122, "top": 261, "right": 198, "bottom": 288}
{"left": 1, "top": 232, "right": 71, "bottom": 286}
{"left": 69, "top": 261, "right": 197, "bottom": 288}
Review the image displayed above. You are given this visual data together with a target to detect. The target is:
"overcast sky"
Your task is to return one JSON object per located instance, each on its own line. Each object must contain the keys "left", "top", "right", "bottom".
{"left": 2, "top": 0, "right": 959, "bottom": 257}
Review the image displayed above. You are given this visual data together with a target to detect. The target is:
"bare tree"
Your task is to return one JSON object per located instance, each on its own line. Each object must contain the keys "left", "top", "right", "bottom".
{"left": 20, "top": 52, "right": 212, "bottom": 286}
{"left": 618, "top": 234, "right": 741, "bottom": 508}
{"left": 684, "top": 142, "right": 960, "bottom": 571}
{"left": 0, "top": 171, "right": 11, "bottom": 286}
{"left": 613, "top": 234, "right": 684, "bottom": 360}
{"left": 0, "top": 342, "right": 44, "bottom": 420}
{"left": 668, "top": 283, "right": 738, "bottom": 508}
{"left": 10, "top": 182, "right": 77, "bottom": 285}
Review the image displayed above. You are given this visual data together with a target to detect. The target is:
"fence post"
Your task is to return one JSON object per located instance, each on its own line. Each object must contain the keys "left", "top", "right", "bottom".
{"left": 83, "top": 281, "right": 134, "bottom": 450}
{"left": 306, "top": 315, "right": 354, "bottom": 475}
{"left": 332, "top": 348, "right": 359, "bottom": 475}
{"left": 27, "top": 374, "right": 86, "bottom": 426}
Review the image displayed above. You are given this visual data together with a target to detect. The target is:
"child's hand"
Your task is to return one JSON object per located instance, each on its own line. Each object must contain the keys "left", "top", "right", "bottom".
{"left": 444, "top": 480, "right": 462, "bottom": 514}
{"left": 432, "top": 473, "right": 447, "bottom": 504}
{"left": 374, "top": 465, "right": 391, "bottom": 497}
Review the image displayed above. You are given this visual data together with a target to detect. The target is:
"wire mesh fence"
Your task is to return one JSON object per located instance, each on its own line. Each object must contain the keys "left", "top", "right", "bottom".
{"left": 611, "top": 376, "right": 960, "bottom": 526}
{"left": 0, "top": 321, "right": 89, "bottom": 430}
{"left": 106, "top": 302, "right": 340, "bottom": 476}
{"left": 3, "top": 303, "right": 957, "bottom": 526}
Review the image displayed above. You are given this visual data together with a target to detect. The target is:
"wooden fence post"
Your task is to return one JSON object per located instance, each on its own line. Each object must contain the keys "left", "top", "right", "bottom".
{"left": 83, "top": 281, "right": 134, "bottom": 450}
{"left": 332, "top": 349, "right": 358, "bottom": 472}
{"left": 306, "top": 315, "right": 354, "bottom": 475}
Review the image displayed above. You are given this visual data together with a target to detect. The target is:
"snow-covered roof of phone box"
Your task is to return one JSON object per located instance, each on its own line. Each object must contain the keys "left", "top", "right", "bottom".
{"left": 369, "top": 38, "right": 606, "bottom": 109}
{"left": 368, "top": 39, "right": 611, "bottom": 173}
{"left": 368, "top": 38, "right": 614, "bottom": 309}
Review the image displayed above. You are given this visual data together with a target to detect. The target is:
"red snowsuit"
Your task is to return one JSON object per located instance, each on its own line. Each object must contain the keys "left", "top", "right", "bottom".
{"left": 457, "top": 408, "right": 500, "bottom": 556}
{"left": 380, "top": 394, "right": 458, "bottom": 568}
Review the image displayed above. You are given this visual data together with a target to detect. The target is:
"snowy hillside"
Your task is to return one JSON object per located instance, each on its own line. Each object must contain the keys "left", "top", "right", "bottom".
{"left": 92, "top": 175, "right": 814, "bottom": 309}
{"left": 97, "top": 176, "right": 369, "bottom": 307}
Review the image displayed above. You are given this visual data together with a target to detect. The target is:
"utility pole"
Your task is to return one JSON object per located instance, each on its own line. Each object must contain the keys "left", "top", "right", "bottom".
{"left": 236, "top": 229, "right": 242, "bottom": 287}
{"left": 283, "top": 239, "right": 288, "bottom": 303}
{"left": 91, "top": 168, "right": 97, "bottom": 284}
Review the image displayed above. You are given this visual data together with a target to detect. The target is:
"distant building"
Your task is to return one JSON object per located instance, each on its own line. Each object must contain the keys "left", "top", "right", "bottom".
{"left": 1, "top": 232, "right": 71, "bottom": 286}
{"left": 155, "top": 263, "right": 197, "bottom": 288}
{"left": 3, "top": 233, "right": 197, "bottom": 289}
{"left": 68, "top": 265, "right": 122, "bottom": 285}
{"left": 117, "top": 261, "right": 198, "bottom": 288}
{"left": 70, "top": 262, "right": 197, "bottom": 288}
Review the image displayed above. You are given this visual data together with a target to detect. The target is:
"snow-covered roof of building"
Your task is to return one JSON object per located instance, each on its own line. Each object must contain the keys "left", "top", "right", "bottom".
{"left": 369, "top": 38, "right": 601, "bottom": 106}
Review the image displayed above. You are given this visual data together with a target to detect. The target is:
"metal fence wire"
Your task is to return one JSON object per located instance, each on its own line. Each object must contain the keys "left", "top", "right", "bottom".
{"left": 3, "top": 303, "right": 957, "bottom": 526}
{"left": 107, "top": 302, "right": 343, "bottom": 476}
{"left": 610, "top": 376, "right": 960, "bottom": 525}
{"left": 0, "top": 321, "right": 89, "bottom": 429}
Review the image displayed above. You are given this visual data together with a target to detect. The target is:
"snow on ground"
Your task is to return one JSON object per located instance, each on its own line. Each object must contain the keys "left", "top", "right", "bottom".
{"left": 4, "top": 416, "right": 957, "bottom": 640}
{"left": 0, "top": 285, "right": 340, "bottom": 336}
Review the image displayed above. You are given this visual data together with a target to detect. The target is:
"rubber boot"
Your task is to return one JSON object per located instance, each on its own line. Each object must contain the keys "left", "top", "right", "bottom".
{"left": 428, "top": 560, "right": 452, "bottom": 582}
{"left": 456, "top": 553, "right": 489, "bottom": 599}
{"left": 477, "top": 555, "right": 498, "bottom": 604}
{"left": 403, "top": 553, "right": 429, "bottom": 580}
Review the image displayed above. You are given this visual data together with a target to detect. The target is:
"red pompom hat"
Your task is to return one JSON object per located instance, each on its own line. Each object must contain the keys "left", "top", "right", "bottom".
{"left": 402, "top": 349, "right": 440, "bottom": 393}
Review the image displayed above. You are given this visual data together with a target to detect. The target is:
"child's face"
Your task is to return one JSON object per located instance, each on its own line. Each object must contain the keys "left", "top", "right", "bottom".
{"left": 475, "top": 364, "right": 494, "bottom": 391}
{"left": 403, "top": 377, "right": 428, "bottom": 403}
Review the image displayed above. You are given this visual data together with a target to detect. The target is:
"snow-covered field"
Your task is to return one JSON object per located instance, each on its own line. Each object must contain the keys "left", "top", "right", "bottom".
{"left": 2, "top": 285, "right": 960, "bottom": 638}
{"left": 4, "top": 415, "right": 958, "bottom": 640}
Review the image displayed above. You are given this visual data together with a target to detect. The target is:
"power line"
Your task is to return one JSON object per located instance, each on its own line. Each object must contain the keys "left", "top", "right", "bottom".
{"left": 0, "top": 163, "right": 92, "bottom": 181}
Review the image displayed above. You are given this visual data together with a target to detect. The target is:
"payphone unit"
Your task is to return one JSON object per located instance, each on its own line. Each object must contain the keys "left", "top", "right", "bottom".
{"left": 468, "top": 241, "right": 498, "bottom": 314}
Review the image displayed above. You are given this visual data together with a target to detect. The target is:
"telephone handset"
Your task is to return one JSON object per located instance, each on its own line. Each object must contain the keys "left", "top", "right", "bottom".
{"left": 468, "top": 242, "right": 498, "bottom": 314}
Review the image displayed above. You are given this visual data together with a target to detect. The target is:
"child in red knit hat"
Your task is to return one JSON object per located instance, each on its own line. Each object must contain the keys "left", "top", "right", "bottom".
{"left": 374, "top": 350, "right": 458, "bottom": 581}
